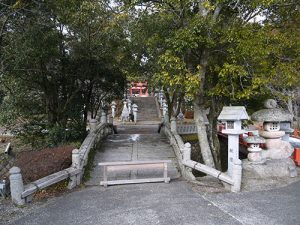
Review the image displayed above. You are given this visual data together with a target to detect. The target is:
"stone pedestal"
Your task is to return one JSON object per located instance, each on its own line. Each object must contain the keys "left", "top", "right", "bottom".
{"left": 242, "top": 158, "right": 298, "bottom": 191}
{"left": 242, "top": 158, "right": 297, "bottom": 179}
{"left": 259, "top": 129, "right": 294, "bottom": 160}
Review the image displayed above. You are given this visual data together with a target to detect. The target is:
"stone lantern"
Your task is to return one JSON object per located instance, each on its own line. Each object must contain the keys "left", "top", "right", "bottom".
{"left": 251, "top": 99, "right": 294, "bottom": 159}
{"left": 111, "top": 101, "right": 116, "bottom": 118}
{"left": 244, "top": 136, "right": 265, "bottom": 163}
{"left": 218, "top": 106, "right": 249, "bottom": 132}
{"left": 218, "top": 106, "right": 249, "bottom": 177}
{"left": 127, "top": 99, "right": 132, "bottom": 114}
{"left": 132, "top": 104, "right": 138, "bottom": 124}
{"left": 280, "top": 121, "right": 294, "bottom": 142}
{"left": 121, "top": 101, "right": 129, "bottom": 122}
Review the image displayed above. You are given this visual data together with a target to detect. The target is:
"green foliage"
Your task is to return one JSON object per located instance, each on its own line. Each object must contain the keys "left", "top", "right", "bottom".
{"left": 153, "top": 51, "right": 200, "bottom": 98}
{"left": 0, "top": 0, "right": 126, "bottom": 147}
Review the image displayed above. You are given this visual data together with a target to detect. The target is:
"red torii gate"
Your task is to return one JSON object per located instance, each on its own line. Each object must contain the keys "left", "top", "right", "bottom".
{"left": 129, "top": 82, "right": 149, "bottom": 97}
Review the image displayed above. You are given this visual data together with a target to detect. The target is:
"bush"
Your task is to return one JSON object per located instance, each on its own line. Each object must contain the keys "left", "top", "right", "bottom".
{"left": 18, "top": 121, "right": 87, "bottom": 149}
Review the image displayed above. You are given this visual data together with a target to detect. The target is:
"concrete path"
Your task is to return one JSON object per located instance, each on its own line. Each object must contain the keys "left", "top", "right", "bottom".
{"left": 86, "top": 124, "right": 180, "bottom": 186}
{"left": 9, "top": 180, "right": 300, "bottom": 225}
{"left": 7, "top": 124, "right": 300, "bottom": 225}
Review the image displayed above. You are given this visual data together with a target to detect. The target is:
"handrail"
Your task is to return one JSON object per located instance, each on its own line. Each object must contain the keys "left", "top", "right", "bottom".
{"left": 10, "top": 122, "right": 113, "bottom": 205}
{"left": 163, "top": 124, "right": 196, "bottom": 181}
{"left": 164, "top": 121, "right": 241, "bottom": 192}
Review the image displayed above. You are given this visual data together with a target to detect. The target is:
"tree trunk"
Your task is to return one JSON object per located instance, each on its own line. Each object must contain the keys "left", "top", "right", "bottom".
{"left": 194, "top": 98, "right": 215, "bottom": 168}
{"left": 208, "top": 97, "right": 221, "bottom": 170}
{"left": 194, "top": 48, "right": 215, "bottom": 168}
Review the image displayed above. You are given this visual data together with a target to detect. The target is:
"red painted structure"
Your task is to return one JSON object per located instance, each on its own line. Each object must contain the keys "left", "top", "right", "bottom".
{"left": 292, "top": 129, "right": 300, "bottom": 166}
{"left": 129, "top": 82, "right": 149, "bottom": 97}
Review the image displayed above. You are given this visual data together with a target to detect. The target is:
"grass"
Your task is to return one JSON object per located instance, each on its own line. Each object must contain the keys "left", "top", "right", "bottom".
{"left": 181, "top": 134, "right": 198, "bottom": 142}
{"left": 33, "top": 180, "right": 69, "bottom": 201}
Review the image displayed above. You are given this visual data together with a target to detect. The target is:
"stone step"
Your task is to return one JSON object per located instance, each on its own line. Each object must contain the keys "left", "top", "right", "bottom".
{"left": 130, "top": 97, "right": 159, "bottom": 121}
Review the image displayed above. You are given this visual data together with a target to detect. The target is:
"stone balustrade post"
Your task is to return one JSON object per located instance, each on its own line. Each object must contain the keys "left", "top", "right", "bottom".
{"left": 183, "top": 142, "right": 192, "bottom": 162}
{"left": 89, "top": 119, "right": 97, "bottom": 132}
{"left": 71, "top": 149, "right": 81, "bottom": 169}
{"left": 170, "top": 117, "right": 177, "bottom": 133}
{"left": 68, "top": 149, "right": 81, "bottom": 189}
{"left": 9, "top": 167, "right": 25, "bottom": 206}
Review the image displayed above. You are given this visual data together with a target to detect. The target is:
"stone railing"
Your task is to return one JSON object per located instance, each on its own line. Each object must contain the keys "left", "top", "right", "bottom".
{"left": 176, "top": 123, "right": 197, "bottom": 135}
{"left": 164, "top": 118, "right": 242, "bottom": 192}
{"left": 9, "top": 121, "right": 113, "bottom": 205}
{"left": 163, "top": 122, "right": 196, "bottom": 181}
{"left": 154, "top": 96, "right": 162, "bottom": 118}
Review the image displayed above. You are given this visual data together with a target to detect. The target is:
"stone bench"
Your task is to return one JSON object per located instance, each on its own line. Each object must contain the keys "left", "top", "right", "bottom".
{"left": 99, "top": 160, "right": 171, "bottom": 187}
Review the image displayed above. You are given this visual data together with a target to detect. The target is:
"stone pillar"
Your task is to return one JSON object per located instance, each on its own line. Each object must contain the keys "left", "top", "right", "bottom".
{"left": 100, "top": 110, "right": 107, "bottom": 124}
{"left": 231, "top": 159, "right": 242, "bottom": 192}
{"left": 170, "top": 117, "right": 177, "bottom": 133}
{"left": 183, "top": 142, "right": 191, "bottom": 162}
{"left": 227, "top": 134, "right": 240, "bottom": 177}
{"left": 9, "top": 167, "right": 25, "bottom": 206}
{"left": 89, "top": 119, "right": 97, "bottom": 132}
{"left": 111, "top": 101, "right": 116, "bottom": 118}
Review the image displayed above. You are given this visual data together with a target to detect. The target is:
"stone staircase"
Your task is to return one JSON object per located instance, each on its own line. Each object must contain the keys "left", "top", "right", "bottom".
{"left": 130, "top": 97, "right": 160, "bottom": 121}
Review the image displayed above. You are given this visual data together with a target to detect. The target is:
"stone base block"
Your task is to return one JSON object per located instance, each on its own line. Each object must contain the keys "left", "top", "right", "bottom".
{"left": 242, "top": 158, "right": 298, "bottom": 191}
{"left": 243, "top": 158, "right": 297, "bottom": 178}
